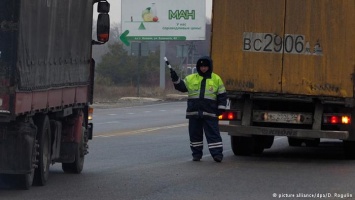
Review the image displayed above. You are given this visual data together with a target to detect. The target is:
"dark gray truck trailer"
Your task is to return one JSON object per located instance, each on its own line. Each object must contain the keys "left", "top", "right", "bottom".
{"left": 0, "top": 0, "right": 110, "bottom": 189}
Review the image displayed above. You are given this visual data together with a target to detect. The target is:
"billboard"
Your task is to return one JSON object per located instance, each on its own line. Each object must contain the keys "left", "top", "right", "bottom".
{"left": 120, "top": 0, "right": 206, "bottom": 45}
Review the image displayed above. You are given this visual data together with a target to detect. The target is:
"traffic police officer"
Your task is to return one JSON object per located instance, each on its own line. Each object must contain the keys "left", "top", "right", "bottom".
{"left": 170, "top": 56, "right": 227, "bottom": 162}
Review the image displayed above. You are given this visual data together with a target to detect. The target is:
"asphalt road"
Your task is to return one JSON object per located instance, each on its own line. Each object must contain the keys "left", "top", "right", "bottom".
{"left": 1, "top": 101, "right": 355, "bottom": 200}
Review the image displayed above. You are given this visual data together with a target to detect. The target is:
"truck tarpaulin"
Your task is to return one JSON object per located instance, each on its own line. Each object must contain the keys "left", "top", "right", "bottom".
{"left": 12, "top": 0, "right": 93, "bottom": 90}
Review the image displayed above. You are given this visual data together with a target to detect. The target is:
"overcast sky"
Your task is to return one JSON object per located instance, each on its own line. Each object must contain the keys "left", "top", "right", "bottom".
{"left": 99, "top": 0, "right": 213, "bottom": 23}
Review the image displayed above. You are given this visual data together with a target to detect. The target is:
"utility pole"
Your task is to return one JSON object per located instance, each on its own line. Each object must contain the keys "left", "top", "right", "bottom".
{"left": 187, "top": 41, "right": 196, "bottom": 67}
{"left": 159, "top": 41, "right": 166, "bottom": 89}
{"left": 132, "top": 42, "right": 148, "bottom": 97}
{"left": 137, "top": 42, "right": 141, "bottom": 97}
{"left": 176, "top": 44, "right": 188, "bottom": 77}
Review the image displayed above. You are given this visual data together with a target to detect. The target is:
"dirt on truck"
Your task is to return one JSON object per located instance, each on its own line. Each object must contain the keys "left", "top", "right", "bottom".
{"left": 0, "top": 0, "right": 110, "bottom": 189}
{"left": 211, "top": 0, "right": 355, "bottom": 157}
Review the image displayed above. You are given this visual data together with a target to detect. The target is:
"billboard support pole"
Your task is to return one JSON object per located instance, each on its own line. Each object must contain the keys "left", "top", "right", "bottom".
{"left": 160, "top": 41, "right": 166, "bottom": 89}
{"left": 137, "top": 42, "right": 141, "bottom": 97}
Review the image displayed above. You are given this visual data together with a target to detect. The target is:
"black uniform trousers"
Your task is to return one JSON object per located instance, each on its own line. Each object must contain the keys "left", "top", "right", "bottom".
{"left": 188, "top": 117, "right": 223, "bottom": 159}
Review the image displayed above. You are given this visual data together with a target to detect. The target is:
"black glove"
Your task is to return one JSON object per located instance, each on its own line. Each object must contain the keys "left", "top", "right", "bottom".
{"left": 170, "top": 69, "right": 179, "bottom": 82}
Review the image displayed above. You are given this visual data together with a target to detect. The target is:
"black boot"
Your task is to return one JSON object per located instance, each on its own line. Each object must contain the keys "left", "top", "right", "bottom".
{"left": 213, "top": 156, "right": 223, "bottom": 163}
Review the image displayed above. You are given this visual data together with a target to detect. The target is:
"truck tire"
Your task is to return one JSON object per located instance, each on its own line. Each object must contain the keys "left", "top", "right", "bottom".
{"left": 305, "top": 138, "right": 320, "bottom": 147}
{"left": 343, "top": 141, "right": 355, "bottom": 159}
{"left": 33, "top": 115, "right": 51, "bottom": 186}
{"left": 288, "top": 137, "right": 303, "bottom": 146}
{"left": 253, "top": 145, "right": 264, "bottom": 154}
{"left": 262, "top": 136, "right": 274, "bottom": 149}
{"left": 231, "top": 136, "right": 254, "bottom": 156}
{"left": 62, "top": 127, "right": 85, "bottom": 173}
{"left": 252, "top": 136, "right": 265, "bottom": 154}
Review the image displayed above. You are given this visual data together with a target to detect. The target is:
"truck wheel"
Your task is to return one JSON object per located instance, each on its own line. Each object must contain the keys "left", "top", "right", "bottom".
{"left": 33, "top": 115, "right": 51, "bottom": 186}
{"left": 305, "top": 138, "right": 320, "bottom": 147}
{"left": 262, "top": 136, "right": 274, "bottom": 149}
{"left": 343, "top": 141, "right": 355, "bottom": 159}
{"left": 252, "top": 136, "right": 265, "bottom": 154}
{"left": 253, "top": 145, "right": 264, "bottom": 154}
{"left": 288, "top": 137, "right": 303, "bottom": 146}
{"left": 62, "top": 128, "right": 85, "bottom": 173}
{"left": 231, "top": 136, "right": 254, "bottom": 156}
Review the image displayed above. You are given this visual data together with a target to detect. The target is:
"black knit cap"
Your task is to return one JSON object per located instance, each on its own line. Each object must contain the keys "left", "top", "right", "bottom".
{"left": 196, "top": 56, "right": 213, "bottom": 77}
{"left": 197, "top": 59, "right": 210, "bottom": 68}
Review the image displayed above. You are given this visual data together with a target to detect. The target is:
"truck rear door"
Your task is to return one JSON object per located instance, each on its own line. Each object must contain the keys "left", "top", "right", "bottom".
{"left": 211, "top": 0, "right": 355, "bottom": 98}
{"left": 282, "top": 0, "right": 355, "bottom": 97}
{"left": 212, "top": 0, "right": 286, "bottom": 93}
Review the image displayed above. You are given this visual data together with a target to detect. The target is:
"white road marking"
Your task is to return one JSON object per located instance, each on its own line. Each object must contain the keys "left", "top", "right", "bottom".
{"left": 96, "top": 121, "right": 122, "bottom": 124}
{"left": 94, "top": 123, "right": 188, "bottom": 138}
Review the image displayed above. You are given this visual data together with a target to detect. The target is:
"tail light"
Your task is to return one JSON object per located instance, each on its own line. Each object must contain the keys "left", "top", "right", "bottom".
{"left": 98, "top": 33, "right": 109, "bottom": 43}
{"left": 88, "top": 106, "right": 94, "bottom": 120}
{"left": 323, "top": 114, "right": 351, "bottom": 125}
{"left": 0, "top": 94, "right": 10, "bottom": 113}
{"left": 96, "top": 13, "right": 110, "bottom": 43}
{"left": 218, "top": 111, "right": 241, "bottom": 121}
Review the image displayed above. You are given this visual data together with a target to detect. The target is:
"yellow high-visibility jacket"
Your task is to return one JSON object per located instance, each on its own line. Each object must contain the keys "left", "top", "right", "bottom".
{"left": 173, "top": 56, "right": 227, "bottom": 119}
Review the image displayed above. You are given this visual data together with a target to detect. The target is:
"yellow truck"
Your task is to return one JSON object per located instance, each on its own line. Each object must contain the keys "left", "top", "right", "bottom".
{"left": 211, "top": 0, "right": 355, "bottom": 156}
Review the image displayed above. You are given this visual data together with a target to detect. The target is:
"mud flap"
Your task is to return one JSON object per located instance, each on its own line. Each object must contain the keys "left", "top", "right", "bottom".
{"left": 50, "top": 121, "right": 62, "bottom": 160}
{"left": 88, "top": 123, "right": 93, "bottom": 140}
{"left": 0, "top": 122, "right": 37, "bottom": 174}
{"left": 58, "top": 142, "right": 78, "bottom": 163}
